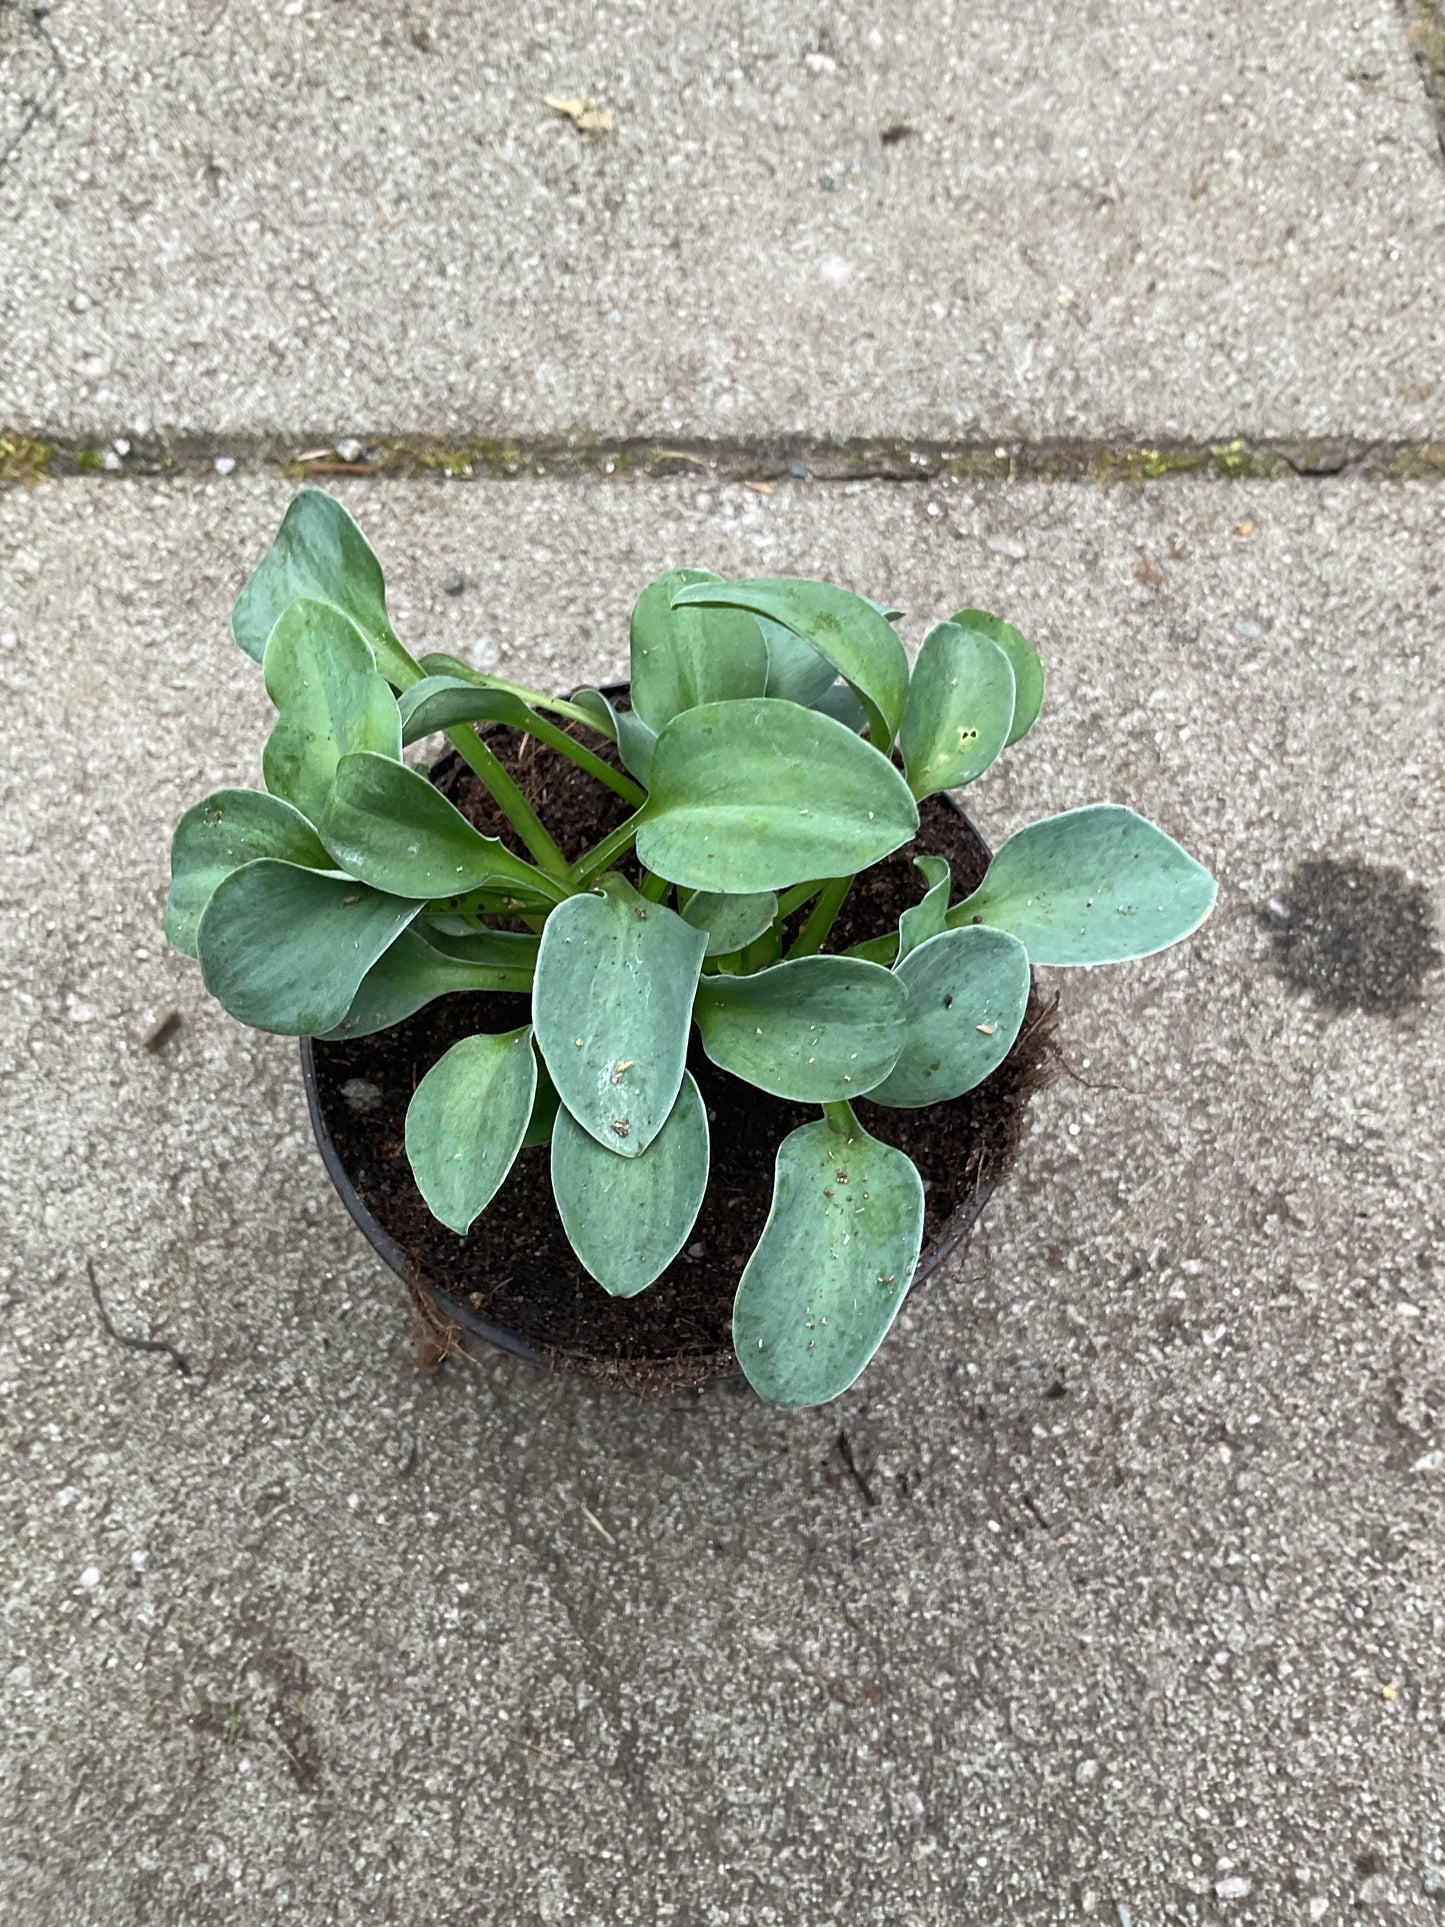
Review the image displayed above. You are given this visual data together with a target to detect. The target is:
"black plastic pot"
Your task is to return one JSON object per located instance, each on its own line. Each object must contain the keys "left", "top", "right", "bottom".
{"left": 299, "top": 688, "right": 1012, "bottom": 1379}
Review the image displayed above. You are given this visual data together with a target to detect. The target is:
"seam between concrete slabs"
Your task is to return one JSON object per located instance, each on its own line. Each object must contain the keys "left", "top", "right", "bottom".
{"left": 5, "top": 434, "right": 1445, "bottom": 489}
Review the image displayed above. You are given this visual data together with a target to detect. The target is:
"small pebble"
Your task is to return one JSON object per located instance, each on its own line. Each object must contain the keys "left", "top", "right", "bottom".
{"left": 788, "top": 462, "right": 809, "bottom": 479}
{"left": 103, "top": 451, "right": 122, "bottom": 471}
{"left": 1266, "top": 899, "right": 1289, "bottom": 921}
{"left": 340, "top": 1077, "right": 383, "bottom": 1114}
{"left": 1215, "top": 1876, "right": 1251, "bottom": 1900}
{"left": 987, "top": 535, "right": 1027, "bottom": 559}
{"left": 1308, "top": 1900, "right": 1328, "bottom": 1922}
{"left": 71, "top": 291, "right": 91, "bottom": 313}
{"left": 1235, "top": 619, "right": 1261, "bottom": 638}
{"left": 686, "top": 1241, "right": 706, "bottom": 1259}
{"left": 213, "top": 456, "right": 237, "bottom": 476}
{"left": 78, "top": 1566, "right": 100, "bottom": 1590}
{"left": 113, "top": 437, "right": 130, "bottom": 455}
{"left": 442, "top": 571, "right": 465, "bottom": 596}
{"left": 335, "top": 438, "right": 364, "bottom": 463}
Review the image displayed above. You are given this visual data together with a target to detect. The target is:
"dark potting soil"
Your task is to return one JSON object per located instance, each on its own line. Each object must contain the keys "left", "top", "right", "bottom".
{"left": 312, "top": 719, "right": 1053, "bottom": 1391}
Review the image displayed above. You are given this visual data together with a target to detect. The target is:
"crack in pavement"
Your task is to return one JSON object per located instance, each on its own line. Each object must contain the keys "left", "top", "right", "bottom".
{"left": 0, "top": 0, "right": 65, "bottom": 176}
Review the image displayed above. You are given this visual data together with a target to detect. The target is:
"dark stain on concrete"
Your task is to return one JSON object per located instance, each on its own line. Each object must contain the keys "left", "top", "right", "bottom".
{"left": 1262, "top": 859, "right": 1440, "bottom": 1014}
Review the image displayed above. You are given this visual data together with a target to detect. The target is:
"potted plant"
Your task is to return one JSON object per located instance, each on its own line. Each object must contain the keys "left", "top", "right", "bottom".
{"left": 165, "top": 490, "right": 1215, "bottom": 1408}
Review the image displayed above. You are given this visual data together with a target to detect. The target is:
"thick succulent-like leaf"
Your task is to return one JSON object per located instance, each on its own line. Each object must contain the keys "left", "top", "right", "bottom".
{"left": 403, "top": 1027, "right": 537, "bottom": 1235}
{"left": 551, "top": 1072, "right": 709, "bottom": 1296}
{"left": 758, "top": 616, "right": 837, "bottom": 707}
{"left": 573, "top": 688, "right": 657, "bottom": 786}
{"left": 895, "top": 855, "right": 951, "bottom": 964}
{"left": 636, "top": 699, "right": 918, "bottom": 893}
{"left": 319, "top": 752, "right": 567, "bottom": 902}
{"left": 165, "top": 789, "right": 331, "bottom": 959}
{"left": 672, "top": 577, "right": 911, "bottom": 746}
{"left": 693, "top": 955, "right": 907, "bottom": 1102}
{"left": 899, "top": 623, "right": 1015, "bottom": 801}
{"left": 196, "top": 859, "right": 421, "bottom": 1034}
{"left": 630, "top": 568, "right": 769, "bottom": 731}
{"left": 321, "top": 927, "right": 535, "bottom": 1040}
{"left": 734, "top": 1117, "right": 925, "bottom": 1408}
{"left": 947, "top": 804, "right": 1217, "bottom": 965}
{"left": 949, "top": 608, "right": 1044, "bottom": 746}
{"left": 231, "top": 488, "right": 414, "bottom": 686}
{"left": 532, "top": 875, "right": 707, "bottom": 1156}
{"left": 261, "top": 599, "right": 402, "bottom": 823}
{"left": 680, "top": 889, "right": 779, "bottom": 958}
{"left": 867, "top": 926, "right": 1029, "bottom": 1108}
{"left": 414, "top": 925, "right": 539, "bottom": 969}
{"left": 397, "top": 675, "right": 532, "bottom": 745}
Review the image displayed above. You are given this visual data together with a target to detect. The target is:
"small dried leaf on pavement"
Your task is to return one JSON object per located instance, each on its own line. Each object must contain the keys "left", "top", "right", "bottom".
{"left": 545, "top": 94, "right": 614, "bottom": 134}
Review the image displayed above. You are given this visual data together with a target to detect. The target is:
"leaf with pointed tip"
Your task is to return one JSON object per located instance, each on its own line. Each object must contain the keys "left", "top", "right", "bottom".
{"left": 637, "top": 699, "right": 918, "bottom": 893}
{"left": 165, "top": 789, "right": 331, "bottom": 959}
{"left": 261, "top": 599, "right": 402, "bottom": 823}
{"left": 895, "top": 855, "right": 951, "bottom": 964}
{"left": 948, "top": 608, "right": 1044, "bottom": 746}
{"left": 573, "top": 688, "right": 656, "bottom": 785}
{"left": 413, "top": 924, "right": 539, "bottom": 969}
{"left": 734, "top": 1118, "right": 925, "bottom": 1408}
{"left": 673, "top": 577, "right": 911, "bottom": 746}
{"left": 551, "top": 1072, "right": 709, "bottom": 1296}
{"left": 232, "top": 488, "right": 414, "bottom": 686}
{"left": 867, "top": 926, "right": 1029, "bottom": 1108}
{"left": 533, "top": 875, "right": 707, "bottom": 1156}
{"left": 320, "top": 926, "right": 535, "bottom": 1040}
{"left": 397, "top": 675, "right": 533, "bottom": 745}
{"left": 900, "top": 623, "right": 1015, "bottom": 801}
{"left": 680, "top": 889, "right": 779, "bottom": 958}
{"left": 197, "top": 860, "right": 421, "bottom": 1034}
{"left": 404, "top": 1027, "right": 537, "bottom": 1235}
{"left": 630, "top": 568, "right": 769, "bottom": 731}
{"left": 946, "top": 804, "right": 1217, "bottom": 965}
{"left": 694, "top": 955, "right": 906, "bottom": 1102}
{"left": 319, "top": 752, "right": 567, "bottom": 902}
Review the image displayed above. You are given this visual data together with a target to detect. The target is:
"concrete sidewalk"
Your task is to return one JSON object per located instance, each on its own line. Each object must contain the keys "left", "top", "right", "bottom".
{"left": 3, "top": 0, "right": 1444, "bottom": 443}
{"left": 2, "top": 474, "right": 1442, "bottom": 1924}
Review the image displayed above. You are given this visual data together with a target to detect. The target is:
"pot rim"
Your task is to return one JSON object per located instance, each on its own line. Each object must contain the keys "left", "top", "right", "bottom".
{"left": 298, "top": 682, "right": 1009, "bottom": 1376}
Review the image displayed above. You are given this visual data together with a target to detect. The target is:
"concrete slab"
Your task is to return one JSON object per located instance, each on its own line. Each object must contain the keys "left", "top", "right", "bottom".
{"left": 2, "top": 472, "right": 1443, "bottom": 1925}
{"left": 3, "top": 2, "right": 1445, "bottom": 444}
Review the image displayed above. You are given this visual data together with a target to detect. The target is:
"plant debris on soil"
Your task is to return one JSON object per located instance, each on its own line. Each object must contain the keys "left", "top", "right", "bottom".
{"left": 312, "top": 709, "right": 1053, "bottom": 1394}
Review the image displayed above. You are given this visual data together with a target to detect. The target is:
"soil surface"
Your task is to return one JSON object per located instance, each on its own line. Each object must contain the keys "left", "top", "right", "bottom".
{"left": 312, "top": 712, "right": 1052, "bottom": 1391}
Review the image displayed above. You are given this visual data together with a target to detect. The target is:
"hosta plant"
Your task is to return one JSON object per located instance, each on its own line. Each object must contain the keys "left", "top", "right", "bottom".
{"left": 166, "top": 490, "right": 1216, "bottom": 1408}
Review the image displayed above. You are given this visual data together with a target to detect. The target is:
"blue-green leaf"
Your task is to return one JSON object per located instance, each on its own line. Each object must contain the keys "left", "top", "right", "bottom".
{"left": 232, "top": 488, "right": 414, "bottom": 687}
{"left": 948, "top": 608, "right": 1044, "bottom": 746}
{"left": 637, "top": 699, "right": 918, "bottom": 893}
{"left": 868, "top": 926, "right": 1030, "bottom": 1108}
{"left": 630, "top": 569, "right": 768, "bottom": 731}
{"left": 532, "top": 875, "right": 707, "bottom": 1156}
{"left": 319, "top": 752, "right": 568, "bottom": 902}
{"left": 680, "top": 890, "right": 779, "bottom": 958}
{"left": 693, "top": 955, "right": 906, "bottom": 1102}
{"left": 197, "top": 860, "right": 421, "bottom": 1035}
{"left": 895, "top": 855, "right": 951, "bottom": 964}
{"left": 758, "top": 616, "right": 837, "bottom": 708}
{"left": 573, "top": 687, "right": 657, "bottom": 786}
{"left": 672, "top": 578, "right": 911, "bottom": 746}
{"left": 397, "top": 675, "right": 533, "bottom": 745}
{"left": 947, "top": 804, "right": 1217, "bottom": 965}
{"left": 262, "top": 599, "right": 401, "bottom": 823}
{"left": 551, "top": 1072, "right": 709, "bottom": 1296}
{"left": 899, "top": 623, "right": 1015, "bottom": 800}
{"left": 320, "top": 927, "right": 535, "bottom": 1040}
{"left": 165, "top": 789, "right": 331, "bottom": 959}
{"left": 734, "top": 1116, "right": 925, "bottom": 1408}
{"left": 404, "top": 1027, "right": 537, "bottom": 1235}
